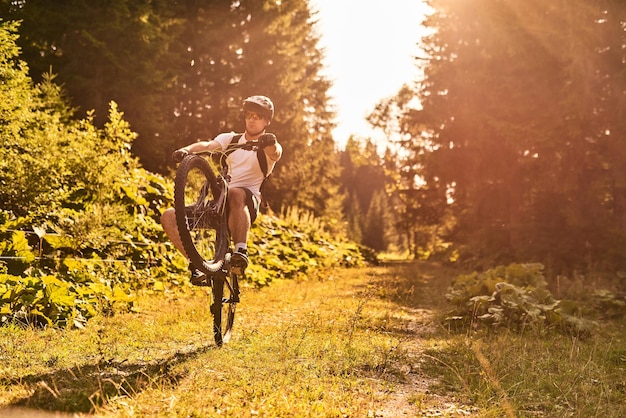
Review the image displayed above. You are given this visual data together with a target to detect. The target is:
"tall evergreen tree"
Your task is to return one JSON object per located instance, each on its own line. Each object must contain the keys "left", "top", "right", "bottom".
{"left": 339, "top": 138, "right": 391, "bottom": 249}
{"left": 363, "top": 190, "right": 386, "bottom": 251}
{"left": 3, "top": 0, "right": 345, "bottom": 221}
{"left": 234, "top": 0, "right": 341, "bottom": 218}
{"left": 383, "top": 0, "right": 625, "bottom": 270}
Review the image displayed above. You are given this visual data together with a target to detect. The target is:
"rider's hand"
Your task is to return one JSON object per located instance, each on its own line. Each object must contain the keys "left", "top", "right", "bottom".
{"left": 258, "top": 133, "right": 277, "bottom": 148}
{"left": 172, "top": 149, "right": 189, "bottom": 163}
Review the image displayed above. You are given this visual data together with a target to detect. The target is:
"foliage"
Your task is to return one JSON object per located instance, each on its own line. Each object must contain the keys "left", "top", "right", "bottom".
{"left": 0, "top": 205, "right": 366, "bottom": 328}
{"left": 591, "top": 288, "right": 626, "bottom": 319}
{"left": 445, "top": 263, "right": 598, "bottom": 335}
{"left": 2, "top": 0, "right": 345, "bottom": 222}
{"left": 339, "top": 138, "right": 392, "bottom": 252}
{"left": 372, "top": 0, "right": 626, "bottom": 274}
{"left": 0, "top": 273, "right": 134, "bottom": 329}
{"left": 0, "top": 0, "right": 177, "bottom": 167}
{"left": 0, "top": 21, "right": 173, "bottom": 327}
{"left": 247, "top": 208, "right": 365, "bottom": 286}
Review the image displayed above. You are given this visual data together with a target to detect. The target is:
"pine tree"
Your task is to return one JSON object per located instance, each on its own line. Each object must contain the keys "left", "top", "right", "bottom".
{"left": 3, "top": 0, "right": 345, "bottom": 221}
{"left": 391, "top": 0, "right": 626, "bottom": 271}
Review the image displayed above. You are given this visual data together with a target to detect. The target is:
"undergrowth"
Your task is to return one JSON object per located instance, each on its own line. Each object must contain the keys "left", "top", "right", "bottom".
{"left": 444, "top": 263, "right": 625, "bottom": 336}
{"left": 1, "top": 206, "right": 366, "bottom": 328}
{"left": 1, "top": 262, "right": 624, "bottom": 417}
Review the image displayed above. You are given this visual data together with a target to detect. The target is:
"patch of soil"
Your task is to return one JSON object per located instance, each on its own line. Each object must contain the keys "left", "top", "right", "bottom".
{"left": 370, "top": 307, "right": 479, "bottom": 417}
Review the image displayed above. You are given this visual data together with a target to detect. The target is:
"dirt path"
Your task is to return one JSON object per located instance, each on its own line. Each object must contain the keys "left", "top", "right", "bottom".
{"left": 239, "top": 260, "right": 480, "bottom": 416}
{"left": 369, "top": 306, "right": 478, "bottom": 417}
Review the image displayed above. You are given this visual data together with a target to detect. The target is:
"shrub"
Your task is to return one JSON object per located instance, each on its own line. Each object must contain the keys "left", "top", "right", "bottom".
{"left": 247, "top": 208, "right": 365, "bottom": 286}
{"left": 0, "top": 273, "right": 134, "bottom": 328}
{"left": 445, "top": 263, "right": 597, "bottom": 335}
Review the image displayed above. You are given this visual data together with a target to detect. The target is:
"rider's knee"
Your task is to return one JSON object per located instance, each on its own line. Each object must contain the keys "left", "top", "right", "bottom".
{"left": 228, "top": 188, "right": 246, "bottom": 207}
{"left": 160, "top": 208, "right": 175, "bottom": 226}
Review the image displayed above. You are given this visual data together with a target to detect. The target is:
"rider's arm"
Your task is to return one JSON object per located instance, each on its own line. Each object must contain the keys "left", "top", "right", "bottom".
{"left": 264, "top": 142, "right": 282, "bottom": 162}
{"left": 179, "top": 140, "right": 222, "bottom": 154}
{"left": 178, "top": 132, "right": 237, "bottom": 154}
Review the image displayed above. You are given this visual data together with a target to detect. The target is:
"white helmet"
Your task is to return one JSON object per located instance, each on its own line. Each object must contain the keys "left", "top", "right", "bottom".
{"left": 242, "top": 95, "right": 274, "bottom": 121}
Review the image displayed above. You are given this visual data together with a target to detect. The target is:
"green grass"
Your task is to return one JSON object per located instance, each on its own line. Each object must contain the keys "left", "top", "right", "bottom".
{"left": 0, "top": 262, "right": 624, "bottom": 417}
{"left": 418, "top": 329, "right": 626, "bottom": 417}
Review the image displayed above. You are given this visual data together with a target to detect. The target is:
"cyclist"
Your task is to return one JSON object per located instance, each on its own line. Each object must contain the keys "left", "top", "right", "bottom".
{"left": 161, "top": 95, "right": 282, "bottom": 282}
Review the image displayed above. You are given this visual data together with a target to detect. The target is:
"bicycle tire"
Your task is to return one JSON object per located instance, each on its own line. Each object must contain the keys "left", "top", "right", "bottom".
{"left": 174, "top": 155, "right": 229, "bottom": 273}
{"left": 211, "top": 269, "right": 239, "bottom": 346}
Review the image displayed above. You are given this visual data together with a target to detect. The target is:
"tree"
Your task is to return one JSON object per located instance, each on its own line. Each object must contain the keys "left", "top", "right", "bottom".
{"left": 363, "top": 190, "right": 386, "bottom": 251}
{"left": 0, "top": 20, "right": 83, "bottom": 219}
{"left": 384, "top": 0, "right": 625, "bottom": 271}
{"left": 0, "top": 0, "right": 178, "bottom": 172}
{"left": 0, "top": 19, "right": 170, "bottom": 280}
{"left": 3, "top": 0, "right": 345, "bottom": 221}
{"left": 233, "top": 0, "right": 343, "bottom": 219}
{"left": 339, "top": 138, "right": 392, "bottom": 250}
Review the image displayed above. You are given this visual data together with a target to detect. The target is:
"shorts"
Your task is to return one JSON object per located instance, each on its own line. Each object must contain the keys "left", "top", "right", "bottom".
{"left": 229, "top": 187, "right": 260, "bottom": 223}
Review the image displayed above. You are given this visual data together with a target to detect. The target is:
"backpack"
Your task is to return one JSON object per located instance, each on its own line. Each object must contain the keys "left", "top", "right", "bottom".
{"left": 227, "top": 134, "right": 271, "bottom": 208}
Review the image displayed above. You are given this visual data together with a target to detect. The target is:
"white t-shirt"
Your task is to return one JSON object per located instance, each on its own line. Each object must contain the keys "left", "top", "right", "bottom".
{"left": 213, "top": 132, "right": 275, "bottom": 198}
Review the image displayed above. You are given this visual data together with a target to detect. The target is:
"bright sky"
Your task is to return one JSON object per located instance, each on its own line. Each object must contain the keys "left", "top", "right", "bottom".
{"left": 310, "top": 0, "right": 431, "bottom": 149}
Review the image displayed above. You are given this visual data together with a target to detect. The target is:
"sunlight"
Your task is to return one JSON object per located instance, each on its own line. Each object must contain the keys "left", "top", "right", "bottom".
{"left": 311, "top": 0, "right": 432, "bottom": 148}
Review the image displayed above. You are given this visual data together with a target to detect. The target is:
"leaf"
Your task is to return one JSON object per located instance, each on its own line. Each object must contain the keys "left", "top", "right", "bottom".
{"left": 10, "top": 231, "right": 35, "bottom": 262}
{"left": 32, "top": 225, "right": 47, "bottom": 239}
{"left": 45, "top": 234, "right": 76, "bottom": 250}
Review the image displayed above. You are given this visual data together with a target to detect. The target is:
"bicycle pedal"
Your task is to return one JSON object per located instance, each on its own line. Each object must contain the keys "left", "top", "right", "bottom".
{"left": 191, "top": 277, "right": 211, "bottom": 286}
{"left": 190, "top": 268, "right": 209, "bottom": 286}
{"left": 222, "top": 296, "right": 240, "bottom": 304}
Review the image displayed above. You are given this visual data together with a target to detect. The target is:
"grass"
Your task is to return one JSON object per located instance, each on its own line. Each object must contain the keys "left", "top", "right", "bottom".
{"left": 420, "top": 329, "right": 626, "bottom": 417}
{"left": 0, "top": 261, "right": 624, "bottom": 417}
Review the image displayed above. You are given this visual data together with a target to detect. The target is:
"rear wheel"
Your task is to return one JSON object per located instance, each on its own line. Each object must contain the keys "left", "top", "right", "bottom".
{"left": 211, "top": 269, "right": 238, "bottom": 346}
{"left": 174, "top": 155, "right": 229, "bottom": 273}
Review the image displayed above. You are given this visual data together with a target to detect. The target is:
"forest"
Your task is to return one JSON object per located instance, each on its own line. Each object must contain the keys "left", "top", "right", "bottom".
{"left": 1, "top": 0, "right": 625, "bottom": 326}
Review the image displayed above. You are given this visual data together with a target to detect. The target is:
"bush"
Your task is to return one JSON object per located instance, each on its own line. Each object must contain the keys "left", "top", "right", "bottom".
{"left": 445, "top": 263, "right": 598, "bottom": 335}
{"left": 0, "top": 273, "right": 134, "bottom": 328}
{"left": 248, "top": 208, "right": 365, "bottom": 286}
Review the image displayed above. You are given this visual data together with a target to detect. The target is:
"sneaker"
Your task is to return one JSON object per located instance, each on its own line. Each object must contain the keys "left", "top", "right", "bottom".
{"left": 230, "top": 248, "right": 248, "bottom": 274}
{"left": 189, "top": 264, "right": 207, "bottom": 285}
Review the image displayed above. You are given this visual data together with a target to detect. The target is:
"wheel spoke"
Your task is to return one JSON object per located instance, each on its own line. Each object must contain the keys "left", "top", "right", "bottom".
{"left": 174, "top": 155, "right": 228, "bottom": 273}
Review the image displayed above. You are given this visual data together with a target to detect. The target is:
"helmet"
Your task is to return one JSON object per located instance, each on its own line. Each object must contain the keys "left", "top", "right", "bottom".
{"left": 242, "top": 95, "right": 274, "bottom": 121}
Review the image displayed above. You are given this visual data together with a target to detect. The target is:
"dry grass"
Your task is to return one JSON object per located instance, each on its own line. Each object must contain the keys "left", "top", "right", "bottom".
{"left": 1, "top": 261, "right": 624, "bottom": 417}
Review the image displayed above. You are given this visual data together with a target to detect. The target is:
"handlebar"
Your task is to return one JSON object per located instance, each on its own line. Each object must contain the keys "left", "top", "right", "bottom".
{"left": 172, "top": 140, "right": 261, "bottom": 163}
{"left": 194, "top": 140, "right": 260, "bottom": 157}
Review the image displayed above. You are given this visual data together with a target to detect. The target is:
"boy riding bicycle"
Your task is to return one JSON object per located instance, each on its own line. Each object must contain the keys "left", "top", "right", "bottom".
{"left": 161, "top": 95, "right": 282, "bottom": 282}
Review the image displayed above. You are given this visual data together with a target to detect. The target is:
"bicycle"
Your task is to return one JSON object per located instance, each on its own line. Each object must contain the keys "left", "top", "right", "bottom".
{"left": 173, "top": 140, "right": 260, "bottom": 347}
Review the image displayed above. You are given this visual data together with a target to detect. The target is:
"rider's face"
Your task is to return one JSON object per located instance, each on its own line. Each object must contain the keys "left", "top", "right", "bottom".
{"left": 244, "top": 112, "right": 269, "bottom": 136}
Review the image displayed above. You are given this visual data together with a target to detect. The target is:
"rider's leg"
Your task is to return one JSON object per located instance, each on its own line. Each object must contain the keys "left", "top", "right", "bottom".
{"left": 161, "top": 208, "right": 206, "bottom": 282}
{"left": 160, "top": 208, "right": 188, "bottom": 258}
{"left": 228, "top": 188, "right": 255, "bottom": 274}
{"left": 227, "top": 188, "right": 251, "bottom": 251}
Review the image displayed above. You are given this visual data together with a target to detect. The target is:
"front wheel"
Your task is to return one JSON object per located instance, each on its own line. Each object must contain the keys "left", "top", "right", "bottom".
{"left": 211, "top": 269, "right": 239, "bottom": 347}
{"left": 174, "top": 155, "right": 229, "bottom": 273}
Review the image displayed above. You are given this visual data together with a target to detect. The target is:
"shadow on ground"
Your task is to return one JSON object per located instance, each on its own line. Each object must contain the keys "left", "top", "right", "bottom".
{"left": 2, "top": 344, "right": 215, "bottom": 414}
{"left": 359, "top": 260, "right": 460, "bottom": 310}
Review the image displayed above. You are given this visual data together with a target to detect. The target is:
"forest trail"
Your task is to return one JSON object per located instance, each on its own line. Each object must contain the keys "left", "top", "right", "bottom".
{"left": 355, "top": 262, "right": 478, "bottom": 417}
{"left": 0, "top": 261, "right": 480, "bottom": 417}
